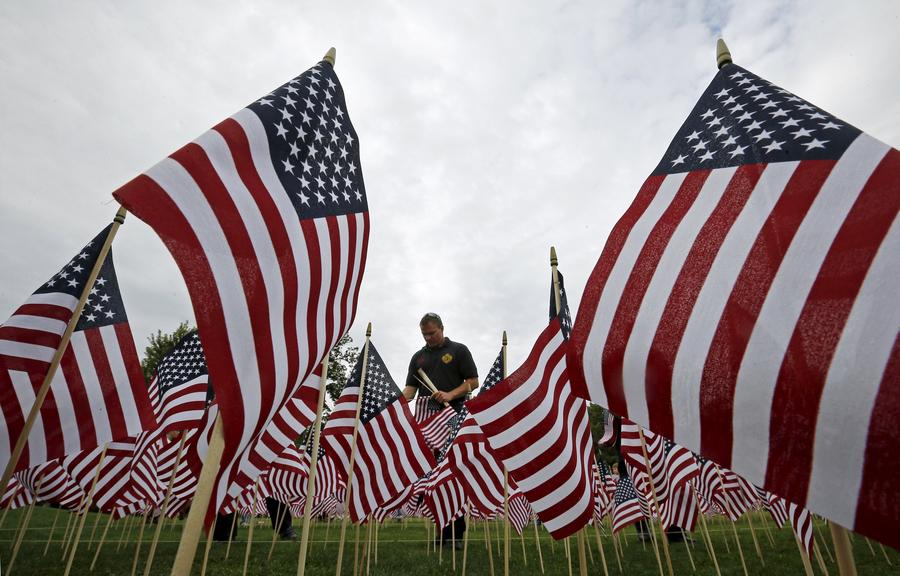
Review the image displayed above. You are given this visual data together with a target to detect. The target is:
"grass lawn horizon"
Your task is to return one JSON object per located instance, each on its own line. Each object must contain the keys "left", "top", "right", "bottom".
{"left": 0, "top": 505, "right": 898, "bottom": 575}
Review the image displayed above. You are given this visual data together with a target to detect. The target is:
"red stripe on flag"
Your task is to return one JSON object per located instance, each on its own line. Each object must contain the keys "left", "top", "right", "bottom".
{"left": 699, "top": 161, "right": 835, "bottom": 466}
{"left": 602, "top": 170, "right": 710, "bottom": 416}
{"left": 84, "top": 328, "right": 128, "bottom": 437}
{"left": 59, "top": 344, "right": 97, "bottom": 451}
{"left": 646, "top": 164, "right": 763, "bottom": 438}
{"left": 569, "top": 175, "right": 666, "bottom": 398}
{"left": 114, "top": 323, "right": 156, "bottom": 430}
{"left": 216, "top": 118, "right": 302, "bottom": 402}
{"left": 766, "top": 149, "right": 900, "bottom": 503}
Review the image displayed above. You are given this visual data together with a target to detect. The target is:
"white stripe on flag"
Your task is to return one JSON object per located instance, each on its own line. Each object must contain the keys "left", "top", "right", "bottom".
{"left": 2, "top": 315, "right": 67, "bottom": 335}
{"left": 100, "top": 326, "right": 141, "bottom": 436}
{"left": 24, "top": 293, "right": 79, "bottom": 309}
{"left": 623, "top": 166, "right": 737, "bottom": 425}
{"left": 733, "top": 134, "right": 889, "bottom": 484}
{"left": 10, "top": 370, "right": 44, "bottom": 466}
{"left": 672, "top": 161, "right": 798, "bottom": 448}
{"left": 48, "top": 362, "right": 79, "bottom": 457}
{"left": 582, "top": 172, "right": 689, "bottom": 410}
{"left": 70, "top": 332, "right": 113, "bottom": 444}
{"left": 809, "top": 212, "right": 900, "bottom": 526}
{"left": 0, "top": 341, "right": 56, "bottom": 363}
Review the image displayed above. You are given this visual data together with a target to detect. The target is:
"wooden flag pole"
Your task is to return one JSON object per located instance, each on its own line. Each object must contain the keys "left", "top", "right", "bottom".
{"left": 503, "top": 472, "right": 510, "bottom": 576}
{"left": 461, "top": 505, "right": 471, "bottom": 576}
{"left": 744, "top": 508, "right": 765, "bottom": 565}
{"left": 241, "top": 481, "right": 261, "bottom": 576}
{"left": 593, "top": 521, "right": 609, "bottom": 576}
{"left": 577, "top": 530, "right": 589, "bottom": 576}
{"left": 63, "top": 442, "right": 109, "bottom": 576}
{"left": 828, "top": 523, "right": 859, "bottom": 576}
{"left": 118, "top": 514, "right": 136, "bottom": 552}
{"left": 353, "top": 523, "right": 361, "bottom": 576}
{"left": 520, "top": 523, "right": 528, "bottom": 565}
{"left": 267, "top": 499, "right": 289, "bottom": 560}
{"left": 711, "top": 465, "right": 748, "bottom": 576}
{"left": 0, "top": 207, "right": 127, "bottom": 495}
{"left": 635, "top": 427, "right": 672, "bottom": 576}
{"left": 199, "top": 516, "right": 216, "bottom": 576}
{"left": 130, "top": 508, "right": 153, "bottom": 576}
{"left": 224, "top": 511, "right": 238, "bottom": 559}
{"left": 171, "top": 411, "right": 226, "bottom": 576}
{"left": 144, "top": 431, "right": 189, "bottom": 576}
{"left": 814, "top": 520, "right": 834, "bottom": 563}
{"left": 335, "top": 322, "right": 373, "bottom": 576}
{"left": 7, "top": 472, "right": 46, "bottom": 574}
{"left": 691, "top": 486, "right": 720, "bottom": 576}
{"left": 297, "top": 351, "right": 333, "bottom": 575}
{"left": 794, "top": 532, "right": 816, "bottom": 576}
{"left": 43, "top": 506, "right": 62, "bottom": 556}
{"left": 564, "top": 536, "right": 573, "bottom": 576}
{"left": 533, "top": 517, "right": 545, "bottom": 574}
{"left": 484, "top": 519, "right": 496, "bottom": 576}
{"left": 90, "top": 511, "right": 116, "bottom": 571}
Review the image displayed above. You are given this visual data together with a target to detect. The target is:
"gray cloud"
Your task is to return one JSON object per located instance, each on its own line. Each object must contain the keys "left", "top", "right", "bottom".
{"left": 2, "top": 0, "right": 897, "bottom": 385}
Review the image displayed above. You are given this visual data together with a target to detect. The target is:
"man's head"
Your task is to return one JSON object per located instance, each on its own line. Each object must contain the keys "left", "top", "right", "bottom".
{"left": 419, "top": 312, "right": 444, "bottom": 348}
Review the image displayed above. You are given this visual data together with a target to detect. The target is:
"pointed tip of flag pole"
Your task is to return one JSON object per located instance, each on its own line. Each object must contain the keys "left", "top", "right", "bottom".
{"left": 716, "top": 38, "right": 732, "bottom": 69}
{"left": 365, "top": 322, "right": 372, "bottom": 338}
{"left": 114, "top": 206, "right": 127, "bottom": 224}
{"left": 502, "top": 331, "right": 508, "bottom": 346}
{"left": 550, "top": 246, "right": 558, "bottom": 267}
{"left": 324, "top": 47, "right": 337, "bottom": 66}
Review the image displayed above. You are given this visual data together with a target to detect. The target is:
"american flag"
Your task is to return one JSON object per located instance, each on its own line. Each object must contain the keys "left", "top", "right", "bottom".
{"left": 568, "top": 62, "right": 900, "bottom": 548}
{"left": 417, "top": 404, "right": 457, "bottom": 451}
{"left": 597, "top": 409, "right": 617, "bottom": 447}
{"left": 412, "top": 396, "right": 442, "bottom": 423}
{"left": 788, "top": 502, "right": 815, "bottom": 556}
{"left": 468, "top": 270, "right": 595, "bottom": 539}
{"left": 322, "top": 341, "right": 435, "bottom": 522}
{"left": 611, "top": 474, "right": 644, "bottom": 533}
{"left": 0, "top": 477, "right": 33, "bottom": 510}
{"left": 446, "top": 350, "right": 506, "bottom": 516}
{"left": 16, "top": 460, "right": 84, "bottom": 509}
{"left": 112, "top": 58, "right": 369, "bottom": 523}
{"left": 0, "top": 226, "right": 155, "bottom": 474}
{"left": 507, "top": 491, "right": 534, "bottom": 535}
{"left": 422, "top": 459, "right": 466, "bottom": 530}
{"left": 129, "top": 330, "right": 210, "bottom": 504}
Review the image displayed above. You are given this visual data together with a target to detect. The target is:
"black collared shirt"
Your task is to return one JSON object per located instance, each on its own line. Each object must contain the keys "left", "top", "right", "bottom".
{"left": 406, "top": 337, "right": 478, "bottom": 411}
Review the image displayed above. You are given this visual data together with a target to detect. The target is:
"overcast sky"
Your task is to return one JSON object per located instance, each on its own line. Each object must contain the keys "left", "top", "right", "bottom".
{"left": 2, "top": 1, "right": 898, "bottom": 389}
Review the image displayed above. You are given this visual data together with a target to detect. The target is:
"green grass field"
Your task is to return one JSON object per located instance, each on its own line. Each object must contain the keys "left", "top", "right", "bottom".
{"left": 0, "top": 505, "right": 898, "bottom": 575}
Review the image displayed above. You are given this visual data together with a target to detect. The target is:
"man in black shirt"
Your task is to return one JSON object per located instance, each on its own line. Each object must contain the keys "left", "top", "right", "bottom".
{"left": 403, "top": 312, "right": 478, "bottom": 547}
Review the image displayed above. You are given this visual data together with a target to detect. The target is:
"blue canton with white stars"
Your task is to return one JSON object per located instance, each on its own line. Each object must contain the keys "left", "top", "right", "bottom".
{"left": 653, "top": 65, "right": 860, "bottom": 176}
{"left": 356, "top": 344, "right": 402, "bottom": 425}
{"left": 156, "top": 331, "right": 209, "bottom": 398}
{"left": 439, "top": 348, "right": 505, "bottom": 460}
{"left": 549, "top": 271, "right": 573, "bottom": 339}
{"left": 614, "top": 474, "right": 639, "bottom": 505}
{"left": 246, "top": 61, "right": 367, "bottom": 220}
{"left": 35, "top": 225, "right": 128, "bottom": 331}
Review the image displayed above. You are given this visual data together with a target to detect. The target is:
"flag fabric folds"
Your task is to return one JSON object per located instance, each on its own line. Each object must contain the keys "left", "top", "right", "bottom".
{"left": 445, "top": 350, "right": 507, "bottom": 516}
{"left": 468, "top": 271, "right": 594, "bottom": 539}
{"left": 0, "top": 226, "right": 155, "bottom": 474}
{"left": 113, "top": 59, "right": 369, "bottom": 522}
{"left": 322, "top": 342, "right": 434, "bottom": 522}
{"left": 569, "top": 62, "right": 900, "bottom": 547}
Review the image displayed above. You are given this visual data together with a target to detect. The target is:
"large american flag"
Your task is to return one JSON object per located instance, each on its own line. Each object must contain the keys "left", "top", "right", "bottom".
{"left": 468, "top": 271, "right": 595, "bottom": 539}
{"left": 322, "top": 341, "right": 435, "bottom": 522}
{"left": 569, "top": 63, "right": 899, "bottom": 548}
{"left": 446, "top": 350, "right": 506, "bottom": 516}
{"left": 113, "top": 59, "right": 369, "bottom": 523}
{"left": 0, "top": 227, "right": 155, "bottom": 474}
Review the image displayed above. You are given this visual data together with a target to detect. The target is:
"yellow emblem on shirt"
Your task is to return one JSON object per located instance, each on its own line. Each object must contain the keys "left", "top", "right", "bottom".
{"left": 441, "top": 353, "right": 453, "bottom": 364}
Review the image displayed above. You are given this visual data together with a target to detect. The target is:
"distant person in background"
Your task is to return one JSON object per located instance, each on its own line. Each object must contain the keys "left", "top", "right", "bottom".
{"left": 403, "top": 312, "right": 479, "bottom": 549}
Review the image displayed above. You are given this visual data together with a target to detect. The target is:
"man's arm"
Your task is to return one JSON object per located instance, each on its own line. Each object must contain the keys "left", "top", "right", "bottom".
{"left": 402, "top": 386, "right": 418, "bottom": 402}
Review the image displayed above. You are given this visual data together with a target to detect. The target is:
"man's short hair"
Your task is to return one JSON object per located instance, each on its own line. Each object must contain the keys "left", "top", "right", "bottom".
{"left": 419, "top": 312, "right": 443, "bottom": 329}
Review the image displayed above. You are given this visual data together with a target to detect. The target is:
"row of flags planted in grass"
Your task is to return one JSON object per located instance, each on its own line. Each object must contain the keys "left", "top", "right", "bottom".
{"left": 0, "top": 42, "right": 896, "bottom": 566}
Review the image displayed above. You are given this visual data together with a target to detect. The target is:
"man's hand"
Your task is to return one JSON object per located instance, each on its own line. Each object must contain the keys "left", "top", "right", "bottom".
{"left": 431, "top": 390, "right": 454, "bottom": 405}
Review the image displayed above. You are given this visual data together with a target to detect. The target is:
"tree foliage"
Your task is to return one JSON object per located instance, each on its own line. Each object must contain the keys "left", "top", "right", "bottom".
{"left": 140, "top": 321, "right": 195, "bottom": 384}
{"left": 325, "top": 333, "right": 359, "bottom": 403}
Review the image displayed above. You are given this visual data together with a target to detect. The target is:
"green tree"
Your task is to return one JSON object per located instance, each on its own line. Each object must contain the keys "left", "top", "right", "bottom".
{"left": 324, "top": 334, "right": 359, "bottom": 403}
{"left": 140, "top": 321, "right": 195, "bottom": 383}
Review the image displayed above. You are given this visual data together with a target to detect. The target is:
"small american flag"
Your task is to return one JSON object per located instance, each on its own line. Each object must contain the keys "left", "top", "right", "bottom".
{"left": 113, "top": 58, "right": 369, "bottom": 524}
{"left": 569, "top": 62, "right": 900, "bottom": 548}
{"left": 0, "top": 226, "right": 155, "bottom": 474}
{"left": 611, "top": 474, "right": 644, "bottom": 533}
{"left": 446, "top": 350, "right": 506, "bottom": 516}
{"left": 322, "top": 341, "right": 435, "bottom": 522}
{"left": 468, "top": 269, "right": 595, "bottom": 539}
